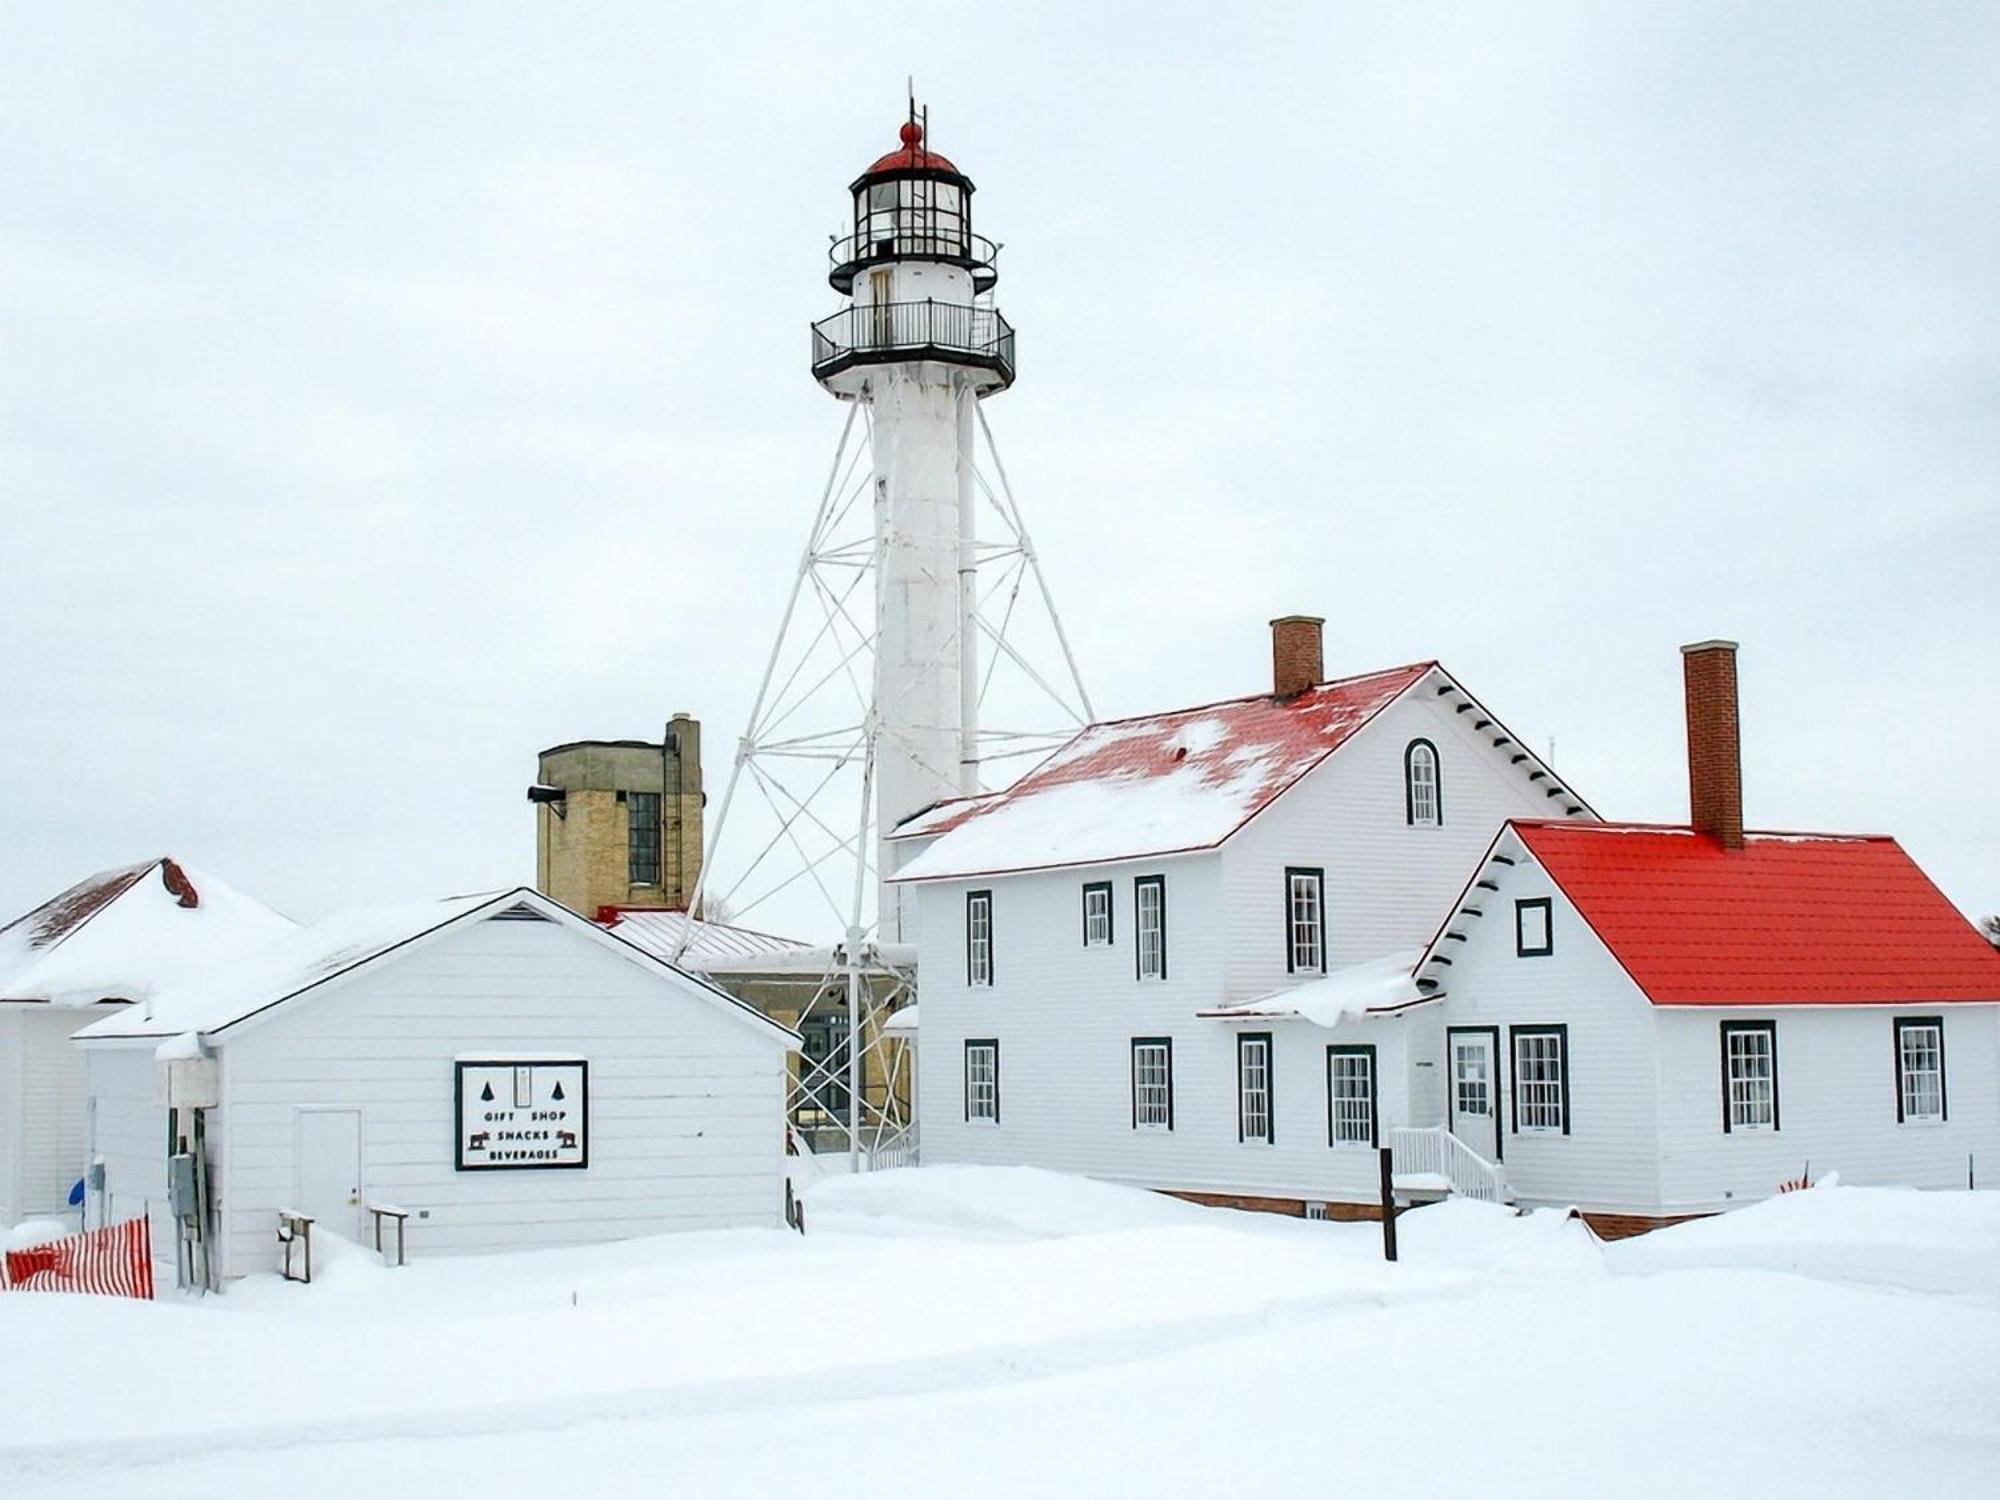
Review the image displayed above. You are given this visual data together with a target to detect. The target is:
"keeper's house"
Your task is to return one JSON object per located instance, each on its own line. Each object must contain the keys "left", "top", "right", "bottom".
{"left": 73, "top": 888, "right": 796, "bottom": 1283}
{"left": 1415, "top": 642, "right": 2000, "bottom": 1234}
{"left": 0, "top": 858, "right": 293, "bottom": 1229}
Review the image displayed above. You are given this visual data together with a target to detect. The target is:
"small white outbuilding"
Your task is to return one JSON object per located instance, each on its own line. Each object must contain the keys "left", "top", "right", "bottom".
{"left": 73, "top": 887, "right": 797, "bottom": 1285}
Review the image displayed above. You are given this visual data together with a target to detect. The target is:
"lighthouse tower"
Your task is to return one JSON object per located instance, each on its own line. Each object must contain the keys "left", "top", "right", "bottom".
{"left": 812, "top": 115, "right": 1014, "bottom": 941}
{"left": 678, "top": 108, "right": 1088, "bottom": 1159}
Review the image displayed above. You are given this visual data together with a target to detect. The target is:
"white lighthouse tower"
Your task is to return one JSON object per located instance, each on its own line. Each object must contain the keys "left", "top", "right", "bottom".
{"left": 679, "top": 107, "right": 1089, "bottom": 1160}
{"left": 813, "top": 114, "right": 1016, "bottom": 941}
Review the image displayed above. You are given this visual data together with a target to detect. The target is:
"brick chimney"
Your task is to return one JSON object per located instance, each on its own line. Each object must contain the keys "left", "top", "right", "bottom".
{"left": 1270, "top": 616, "right": 1325, "bottom": 698}
{"left": 1681, "top": 639, "right": 1743, "bottom": 849}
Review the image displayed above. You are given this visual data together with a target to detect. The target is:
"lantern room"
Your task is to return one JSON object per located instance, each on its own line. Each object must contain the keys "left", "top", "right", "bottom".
{"left": 829, "top": 120, "right": 1000, "bottom": 295}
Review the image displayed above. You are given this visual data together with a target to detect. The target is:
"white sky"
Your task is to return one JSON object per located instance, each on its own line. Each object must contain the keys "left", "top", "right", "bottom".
{"left": 3, "top": 2, "right": 1995, "bottom": 932}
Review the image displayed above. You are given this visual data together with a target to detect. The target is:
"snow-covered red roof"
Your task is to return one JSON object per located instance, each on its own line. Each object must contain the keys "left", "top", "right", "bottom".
{"left": 1507, "top": 821, "right": 2000, "bottom": 1006}
{"left": 889, "top": 664, "right": 1435, "bottom": 881}
{"left": 0, "top": 858, "right": 295, "bottom": 1008}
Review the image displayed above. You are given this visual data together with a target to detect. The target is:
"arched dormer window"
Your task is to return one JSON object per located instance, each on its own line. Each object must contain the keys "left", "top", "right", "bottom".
{"left": 1405, "top": 739, "right": 1442, "bottom": 826}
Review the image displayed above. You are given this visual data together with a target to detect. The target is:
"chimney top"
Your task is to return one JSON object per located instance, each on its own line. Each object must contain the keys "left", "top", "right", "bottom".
{"left": 1270, "top": 616, "right": 1325, "bottom": 698}
{"left": 1681, "top": 638, "right": 1744, "bottom": 850}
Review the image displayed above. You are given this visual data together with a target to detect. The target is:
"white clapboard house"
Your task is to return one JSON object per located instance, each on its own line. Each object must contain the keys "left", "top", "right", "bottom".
{"left": 889, "top": 615, "right": 1596, "bottom": 1214}
{"left": 73, "top": 886, "right": 797, "bottom": 1284}
{"left": 0, "top": 857, "right": 294, "bottom": 1229}
{"left": 1413, "top": 642, "right": 2000, "bottom": 1234}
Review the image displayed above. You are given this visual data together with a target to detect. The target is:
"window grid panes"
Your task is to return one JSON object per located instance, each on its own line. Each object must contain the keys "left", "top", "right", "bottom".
{"left": 1288, "top": 871, "right": 1323, "bottom": 973}
{"left": 1136, "top": 879, "right": 1165, "bottom": 980}
{"left": 1514, "top": 1031, "right": 1565, "bottom": 1132}
{"left": 1725, "top": 1026, "right": 1776, "bottom": 1130}
{"left": 965, "top": 1042, "right": 998, "bottom": 1123}
{"left": 1328, "top": 1050, "right": 1375, "bottom": 1146}
{"left": 1408, "top": 743, "right": 1440, "bottom": 826}
{"left": 1238, "top": 1037, "right": 1272, "bottom": 1143}
{"left": 967, "top": 893, "right": 993, "bottom": 986}
{"left": 1084, "top": 885, "right": 1111, "bottom": 947}
{"left": 1453, "top": 1041, "right": 1490, "bottom": 1120}
{"left": 1898, "top": 1023, "right": 1944, "bottom": 1122}
{"left": 1133, "top": 1041, "right": 1172, "bottom": 1129}
{"left": 627, "top": 792, "right": 661, "bottom": 885}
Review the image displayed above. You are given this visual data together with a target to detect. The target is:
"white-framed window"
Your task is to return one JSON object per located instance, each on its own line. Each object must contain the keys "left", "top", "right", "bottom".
{"left": 1515, "top": 897, "right": 1553, "bottom": 958}
{"left": 1132, "top": 1038, "right": 1173, "bottom": 1130}
{"left": 966, "top": 890, "right": 993, "bottom": 987}
{"left": 1135, "top": 876, "right": 1166, "bottom": 981}
{"left": 1326, "top": 1046, "right": 1376, "bottom": 1147}
{"left": 964, "top": 1039, "right": 999, "bottom": 1124}
{"left": 1237, "top": 1033, "right": 1273, "bottom": 1144}
{"left": 1083, "top": 881, "right": 1112, "bottom": 947}
{"left": 1894, "top": 1018, "right": 1945, "bottom": 1125}
{"left": 1286, "top": 867, "right": 1326, "bottom": 974}
{"left": 1511, "top": 1026, "right": 1568, "bottom": 1134}
{"left": 1405, "top": 739, "right": 1442, "bottom": 826}
{"left": 1721, "top": 1021, "right": 1778, "bottom": 1132}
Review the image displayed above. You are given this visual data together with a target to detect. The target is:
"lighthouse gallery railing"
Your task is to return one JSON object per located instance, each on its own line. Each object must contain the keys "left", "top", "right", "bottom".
{"left": 810, "top": 300, "right": 1015, "bottom": 381}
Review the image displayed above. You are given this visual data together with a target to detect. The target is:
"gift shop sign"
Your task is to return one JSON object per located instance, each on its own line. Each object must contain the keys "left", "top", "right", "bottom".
{"left": 455, "top": 1059, "right": 588, "bottom": 1170}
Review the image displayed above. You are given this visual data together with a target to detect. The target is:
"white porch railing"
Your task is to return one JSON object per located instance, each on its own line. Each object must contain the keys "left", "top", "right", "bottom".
{"left": 1388, "top": 1126, "right": 1507, "bottom": 1204}
{"left": 868, "top": 1123, "right": 920, "bottom": 1171}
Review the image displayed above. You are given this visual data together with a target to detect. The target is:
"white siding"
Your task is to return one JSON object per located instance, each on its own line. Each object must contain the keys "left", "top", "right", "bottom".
{"left": 1432, "top": 866, "right": 1665, "bottom": 1212}
{"left": 0, "top": 1002, "right": 113, "bottom": 1225}
{"left": 1221, "top": 693, "right": 1572, "bottom": 999}
{"left": 916, "top": 858, "right": 1415, "bottom": 1204}
{"left": 1654, "top": 1004, "right": 2000, "bottom": 1212}
{"left": 84, "top": 1044, "right": 177, "bottom": 1285}
{"left": 209, "top": 917, "right": 787, "bottom": 1278}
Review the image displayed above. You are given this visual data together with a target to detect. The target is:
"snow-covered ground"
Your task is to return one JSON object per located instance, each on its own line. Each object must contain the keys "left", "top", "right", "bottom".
{"left": 3, "top": 1168, "right": 1996, "bottom": 1497}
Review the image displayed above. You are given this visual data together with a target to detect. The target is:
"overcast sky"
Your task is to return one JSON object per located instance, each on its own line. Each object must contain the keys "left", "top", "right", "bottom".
{"left": 4, "top": 2, "right": 1995, "bottom": 935}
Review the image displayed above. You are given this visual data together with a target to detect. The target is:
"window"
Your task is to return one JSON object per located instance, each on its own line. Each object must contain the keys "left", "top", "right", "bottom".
{"left": 1511, "top": 1026, "right": 1569, "bottom": 1134}
{"left": 1721, "top": 1021, "right": 1778, "bottom": 1133}
{"left": 1515, "top": 898, "right": 1553, "bottom": 958}
{"left": 1082, "top": 882, "right": 1113, "bottom": 947}
{"left": 1285, "top": 867, "right": 1326, "bottom": 974}
{"left": 1326, "top": 1046, "right": 1377, "bottom": 1147}
{"left": 1237, "top": 1033, "right": 1274, "bottom": 1144}
{"left": 1894, "top": 1018, "right": 1945, "bottom": 1125}
{"left": 627, "top": 791, "right": 661, "bottom": 885}
{"left": 964, "top": 1039, "right": 999, "bottom": 1124}
{"left": 966, "top": 891, "right": 993, "bottom": 987}
{"left": 1135, "top": 876, "right": 1167, "bottom": 980}
{"left": 1131, "top": 1038, "right": 1174, "bottom": 1129}
{"left": 1405, "top": 739, "right": 1442, "bottom": 826}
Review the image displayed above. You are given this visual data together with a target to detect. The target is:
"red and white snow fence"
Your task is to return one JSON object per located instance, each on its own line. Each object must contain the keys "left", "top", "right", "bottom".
{"left": 0, "top": 1218, "right": 155, "bottom": 1299}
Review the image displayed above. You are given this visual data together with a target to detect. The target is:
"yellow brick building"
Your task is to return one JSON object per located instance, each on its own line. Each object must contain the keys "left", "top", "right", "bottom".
{"left": 532, "top": 716, "right": 704, "bottom": 918}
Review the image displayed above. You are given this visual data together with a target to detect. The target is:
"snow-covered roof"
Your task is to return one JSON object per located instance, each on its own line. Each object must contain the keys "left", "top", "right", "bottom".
{"left": 0, "top": 858, "right": 295, "bottom": 1008}
{"left": 75, "top": 887, "right": 800, "bottom": 1046}
{"left": 890, "top": 661, "right": 1592, "bottom": 883}
{"left": 889, "top": 665, "right": 1435, "bottom": 882}
{"left": 1198, "top": 950, "right": 1434, "bottom": 1027}
{"left": 595, "top": 907, "right": 810, "bottom": 971}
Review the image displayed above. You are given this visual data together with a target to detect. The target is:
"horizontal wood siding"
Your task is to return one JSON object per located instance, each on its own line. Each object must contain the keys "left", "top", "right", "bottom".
{"left": 1654, "top": 1004, "right": 2000, "bottom": 1211}
{"left": 1221, "top": 692, "right": 1573, "bottom": 1002}
{"left": 206, "top": 917, "right": 786, "bottom": 1278}
{"left": 3, "top": 1005, "right": 111, "bottom": 1223}
{"left": 84, "top": 1045, "right": 177, "bottom": 1284}
{"left": 1433, "top": 864, "right": 1664, "bottom": 1212}
{"left": 916, "top": 859, "right": 1415, "bottom": 1203}
{"left": 0, "top": 1010, "right": 19, "bottom": 1225}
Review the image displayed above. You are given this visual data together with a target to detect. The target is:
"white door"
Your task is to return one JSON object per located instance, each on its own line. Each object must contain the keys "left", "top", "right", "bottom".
{"left": 296, "top": 1109, "right": 363, "bottom": 1242}
{"left": 1448, "top": 1031, "right": 1501, "bottom": 1163}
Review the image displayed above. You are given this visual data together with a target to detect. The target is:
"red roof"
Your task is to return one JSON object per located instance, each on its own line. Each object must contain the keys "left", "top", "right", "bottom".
{"left": 862, "top": 120, "right": 960, "bottom": 177}
{"left": 890, "top": 664, "right": 1439, "bottom": 880}
{"left": 1513, "top": 821, "right": 2000, "bottom": 1006}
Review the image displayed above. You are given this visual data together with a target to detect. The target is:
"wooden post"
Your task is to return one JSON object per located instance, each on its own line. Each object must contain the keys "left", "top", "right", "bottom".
{"left": 1378, "top": 1146, "right": 1398, "bottom": 1263}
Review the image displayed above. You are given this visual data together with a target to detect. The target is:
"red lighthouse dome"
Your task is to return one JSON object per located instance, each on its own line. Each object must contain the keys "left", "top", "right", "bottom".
{"left": 862, "top": 120, "right": 960, "bottom": 177}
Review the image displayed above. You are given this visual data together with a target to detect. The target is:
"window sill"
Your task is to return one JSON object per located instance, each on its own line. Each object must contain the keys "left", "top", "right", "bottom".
{"left": 1514, "top": 1126, "right": 1567, "bottom": 1137}
{"left": 1328, "top": 1139, "right": 1375, "bottom": 1151}
{"left": 1898, "top": 1117, "right": 1946, "bottom": 1129}
{"left": 1133, "top": 1123, "right": 1173, "bottom": 1134}
{"left": 1725, "top": 1124, "right": 1778, "bottom": 1134}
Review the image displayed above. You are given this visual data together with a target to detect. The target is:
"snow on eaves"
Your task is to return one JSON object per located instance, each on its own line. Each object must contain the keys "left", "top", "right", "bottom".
{"left": 0, "top": 859, "right": 296, "bottom": 1008}
{"left": 1201, "top": 950, "right": 1431, "bottom": 1028}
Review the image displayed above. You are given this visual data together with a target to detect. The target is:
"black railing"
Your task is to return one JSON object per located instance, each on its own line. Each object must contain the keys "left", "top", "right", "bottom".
{"left": 811, "top": 300, "right": 1016, "bottom": 386}
{"left": 829, "top": 230, "right": 1001, "bottom": 293}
